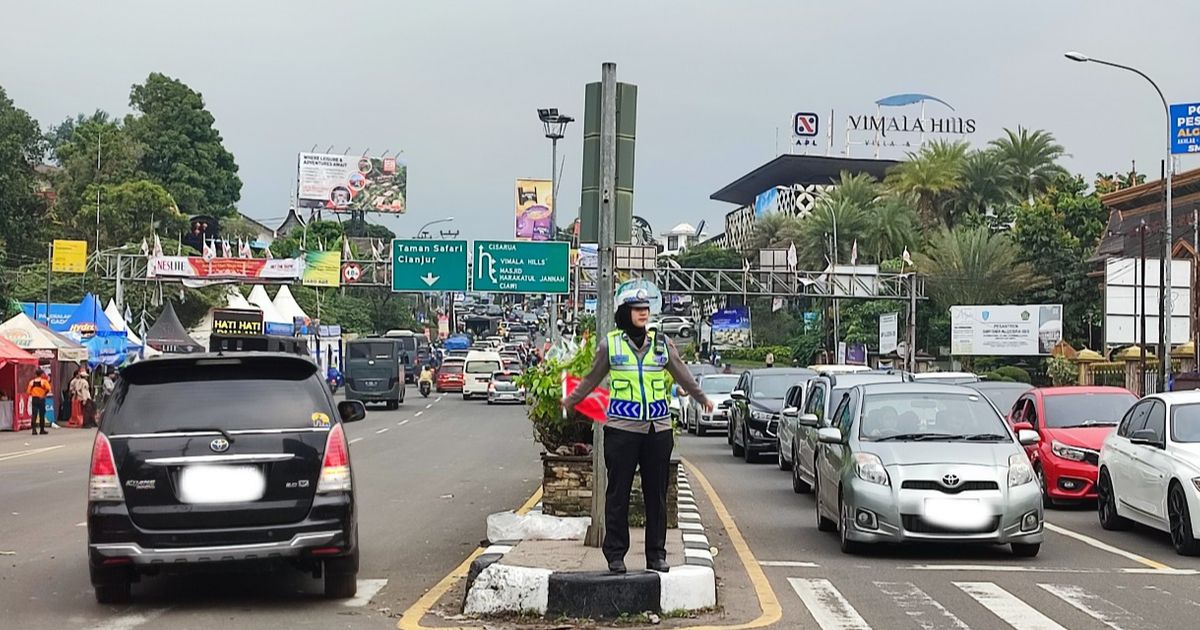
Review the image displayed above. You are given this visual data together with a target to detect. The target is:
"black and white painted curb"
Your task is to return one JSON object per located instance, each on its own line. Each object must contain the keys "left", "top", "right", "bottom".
{"left": 463, "top": 467, "right": 716, "bottom": 617}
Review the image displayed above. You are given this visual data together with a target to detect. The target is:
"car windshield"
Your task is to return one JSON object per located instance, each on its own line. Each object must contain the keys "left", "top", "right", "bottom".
{"left": 440, "top": 364, "right": 463, "bottom": 375}
{"left": 493, "top": 372, "right": 516, "bottom": 382}
{"left": 1042, "top": 392, "right": 1136, "bottom": 428}
{"left": 859, "top": 392, "right": 1009, "bottom": 442}
{"left": 1172, "top": 404, "right": 1200, "bottom": 442}
{"left": 467, "top": 360, "right": 501, "bottom": 374}
{"left": 752, "top": 374, "right": 800, "bottom": 399}
{"left": 970, "top": 384, "right": 1032, "bottom": 414}
{"left": 701, "top": 376, "right": 739, "bottom": 395}
{"left": 349, "top": 342, "right": 395, "bottom": 360}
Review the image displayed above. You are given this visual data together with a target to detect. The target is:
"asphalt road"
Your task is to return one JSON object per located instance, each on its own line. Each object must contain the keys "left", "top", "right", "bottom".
{"left": 0, "top": 389, "right": 541, "bottom": 630}
{"left": 679, "top": 430, "right": 1200, "bottom": 630}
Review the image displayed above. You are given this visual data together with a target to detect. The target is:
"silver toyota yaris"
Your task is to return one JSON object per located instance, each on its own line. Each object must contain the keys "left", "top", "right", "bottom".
{"left": 813, "top": 382, "right": 1044, "bottom": 556}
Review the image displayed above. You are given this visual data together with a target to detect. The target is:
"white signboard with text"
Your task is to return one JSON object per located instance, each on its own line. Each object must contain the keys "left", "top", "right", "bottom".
{"left": 879, "top": 312, "right": 898, "bottom": 355}
{"left": 950, "top": 304, "right": 1063, "bottom": 356}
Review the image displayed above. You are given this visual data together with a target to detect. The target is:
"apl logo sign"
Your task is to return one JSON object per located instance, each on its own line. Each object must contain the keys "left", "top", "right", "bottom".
{"left": 793, "top": 112, "right": 819, "bottom": 137}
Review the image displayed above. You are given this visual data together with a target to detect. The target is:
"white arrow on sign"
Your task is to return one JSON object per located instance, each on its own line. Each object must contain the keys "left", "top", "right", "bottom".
{"left": 421, "top": 273, "right": 440, "bottom": 287}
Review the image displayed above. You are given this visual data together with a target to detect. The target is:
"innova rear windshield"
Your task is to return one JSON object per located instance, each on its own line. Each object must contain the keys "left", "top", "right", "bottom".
{"left": 104, "top": 357, "right": 329, "bottom": 434}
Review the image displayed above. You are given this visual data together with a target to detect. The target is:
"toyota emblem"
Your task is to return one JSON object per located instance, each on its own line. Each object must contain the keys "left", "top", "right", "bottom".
{"left": 941, "top": 473, "right": 961, "bottom": 486}
{"left": 209, "top": 438, "right": 230, "bottom": 453}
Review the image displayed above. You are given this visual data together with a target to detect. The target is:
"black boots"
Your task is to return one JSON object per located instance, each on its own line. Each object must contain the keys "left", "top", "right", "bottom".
{"left": 646, "top": 559, "right": 670, "bottom": 573}
{"left": 607, "top": 559, "right": 627, "bottom": 574}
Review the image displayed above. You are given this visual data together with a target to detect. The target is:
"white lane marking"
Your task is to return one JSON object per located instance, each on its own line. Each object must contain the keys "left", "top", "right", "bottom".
{"left": 75, "top": 521, "right": 87, "bottom": 527}
{"left": 1045, "top": 522, "right": 1173, "bottom": 570}
{"left": 760, "top": 560, "right": 820, "bottom": 568}
{"left": 425, "top": 403, "right": 433, "bottom": 409}
{"left": 91, "top": 607, "right": 169, "bottom": 630}
{"left": 875, "top": 581, "right": 970, "bottom": 630}
{"left": 397, "top": 419, "right": 410, "bottom": 427}
{"left": 1039, "top": 583, "right": 1152, "bottom": 630}
{"left": 436, "top": 396, "right": 443, "bottom": 402}
{"left": 342, "top": 578, "right": 388, "bottom": 607}
{"left": 375, "top": 428, "right": 389, "bottom": 434}
{"left": 414, "top": 411, "right": 423, "bottom": 417}
{"left": 349, "top": 437, "right": 364, "bottom": 444}
{"left": 955, "top": 582, "right": 1066, "bottom": 630}
{"left": 789, "top": 577, "right": 871, "bottom": 630}
{"left": 1121, "top": 567, "right": 1199, "bottom": 575}
{"left": 0, "top": 445, "right": 64, "bottom": 463}
{"left": 906, "top": 564, "right": 1103, "bottom": 574}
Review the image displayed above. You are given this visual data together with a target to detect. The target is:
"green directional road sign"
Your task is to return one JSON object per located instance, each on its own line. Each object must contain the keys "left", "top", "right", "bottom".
{"left": 391, "top": 239, "right": 468, "bottom": 292}
{"left": 473, "top": 240, "right": 569, "bottom": 294}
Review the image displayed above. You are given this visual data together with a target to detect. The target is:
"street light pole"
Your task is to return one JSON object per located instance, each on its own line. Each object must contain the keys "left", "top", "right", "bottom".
{"left": 538, "top": 108, "right": 574, "bottom": 346}
{"left": 1066, "top": 51, "right": 1173, "bottom": 391}
{"left": 414, "top": 217, "right": 455, "bottom": 239}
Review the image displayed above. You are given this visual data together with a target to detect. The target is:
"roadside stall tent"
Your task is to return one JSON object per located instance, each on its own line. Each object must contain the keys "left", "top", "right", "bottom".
{"left": 145, "top": 302, "right": 205, "bottom": 354}
{"left": 0, "top": 312, "right": 88, "bottom": 425}
{"left": 0, "top": 336, "right": 38, "bottom": 431}
{"left": 248, "top": 285, "right": 291, "bottom": 336}
{"left": 103, "top": 300, "right": 157, "bottom": 360}
{"left": 272, "top": 285, "right": 310, "bottom": 327}
{"left": 63, "top": 294, "right": 129, "bottom": 367}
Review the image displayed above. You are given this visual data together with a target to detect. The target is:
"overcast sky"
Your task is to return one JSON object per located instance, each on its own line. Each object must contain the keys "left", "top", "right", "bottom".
{"left": 3, "top": 0, "right": 1198, "bottom": 241}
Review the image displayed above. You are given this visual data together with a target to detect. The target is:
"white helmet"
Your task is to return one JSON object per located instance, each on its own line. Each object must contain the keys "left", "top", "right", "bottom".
{"left": 615, "top": 286, "right": 652, "bottom": 308}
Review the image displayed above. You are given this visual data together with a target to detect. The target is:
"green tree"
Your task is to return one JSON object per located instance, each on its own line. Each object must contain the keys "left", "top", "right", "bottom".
{"left": 0, "top": 86, "right": 49, "bottom": 266}
{"left": 270, "top": 220, "right": 345, "bottom": 258}
{"left": 77, "top": 180, "right": 186, "bottom": 249}
{"left": 47, "top": 113, "right": 143, "bottom": 228}
{"left": 363, "top": 223, "right": 396, "bottom": 241}
{"left": 125, "top": 73, "right": 242, "bottom": 217}
{"left": 1094, "top": 168, "right": 1146, "bottom": 195}
{"left": 989, "top": 127, "right": 1067, "bottom": 201}
{"left": 744, "top": 212, "right": 804, "bottom": 255}
{"left": 954, "top": 149, "right": 1017, "bottom": 226}
{"left": 673, "top": 243, "right": 744, "bottom": 269}
{"left": 884, "top": 140, "right": 968, "bottom": 227}
{"left": 797, "top": 197, "right": 868, "bottom": 268}
{"left": 862, "top": 196, "right": 920, "bottom": 263}
{"left": 915, "top": 225, "right": 1045, "bottom": 310}
{"left": 822, "top": 170, "right": 880, "bottom": 210}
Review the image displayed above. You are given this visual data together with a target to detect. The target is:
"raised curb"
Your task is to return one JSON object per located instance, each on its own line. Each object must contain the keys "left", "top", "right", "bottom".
{"left": 463, "top": 467, "right": 716, "bottom": 617}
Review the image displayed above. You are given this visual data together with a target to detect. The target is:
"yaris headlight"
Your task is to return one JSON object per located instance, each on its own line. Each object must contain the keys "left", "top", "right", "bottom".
{"left": 854, "top": 453, "right": 890, "bottom": 486}
{"left": 1009, "top": 453, "right": 1034, "bottom": 487}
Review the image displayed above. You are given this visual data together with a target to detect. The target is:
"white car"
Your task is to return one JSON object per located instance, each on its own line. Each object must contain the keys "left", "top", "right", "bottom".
{"left": 1098, "top": 391, "right": 1200, "bottom": 554}
{"left": 685, "top": 374, "right": 740, "bottom": 436}
{"left": 463, "top": 351, "right": 503, "bottom": 400}
{"left": 487, "top": 370, "right": 526, "bottom": 404}
{"left": 647, "top": 316, "right": 693, "bottom": 338}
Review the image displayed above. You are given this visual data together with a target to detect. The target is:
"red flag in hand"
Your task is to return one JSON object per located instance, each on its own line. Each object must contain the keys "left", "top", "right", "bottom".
{"left": 564, "top": 374, "right": 608, "bottom": 423}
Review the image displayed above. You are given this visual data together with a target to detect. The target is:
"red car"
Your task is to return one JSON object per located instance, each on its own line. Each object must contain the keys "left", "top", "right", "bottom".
{"left": 1008, "top": 386, "right": 1137, "bottom": 506}
{"left": 436, "top": 362, "right": 465, "bottom": 393}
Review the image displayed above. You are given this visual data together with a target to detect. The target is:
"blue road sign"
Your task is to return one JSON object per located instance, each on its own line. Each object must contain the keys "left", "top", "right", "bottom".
{"left": 1170, "top": 102, "right": 1200, "bottom": 154}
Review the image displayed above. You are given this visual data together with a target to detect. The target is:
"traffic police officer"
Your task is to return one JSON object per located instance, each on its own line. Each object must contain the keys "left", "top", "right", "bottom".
{"left": 563, "top": 286, "right": 713, "bottom": 573}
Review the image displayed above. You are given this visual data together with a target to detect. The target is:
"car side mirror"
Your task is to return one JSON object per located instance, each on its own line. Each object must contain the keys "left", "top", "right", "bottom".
{"left": 781, "top": 406, "right": 799, "bottom": 418}
{"left": 337, "top": 400, "right": 367, "bottom": 423}
{"left": 799, "top": 413, "right": 820, "bottom": 428}
{"left": 730, "top": 390, "right": 746, "bottom": 400}
{"left": 1130, "top": 429, "right": 1163, "bottom": 448}
{"left": 718, "top": 399, "right": 732, "bottom": 409}
{"left": 817, "top": 427, "right": 843, "bottom": 444}
{"left": 1013, "top": 421, "right": 1034, "bottom": 433}
{"left": 1017, "top": 429, "right": 1040, "bottom": 446}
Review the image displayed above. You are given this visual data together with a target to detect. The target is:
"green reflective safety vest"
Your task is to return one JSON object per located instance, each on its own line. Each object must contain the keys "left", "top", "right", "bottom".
{"left": 606, "top": 329, "right": 671, "bottom": 421}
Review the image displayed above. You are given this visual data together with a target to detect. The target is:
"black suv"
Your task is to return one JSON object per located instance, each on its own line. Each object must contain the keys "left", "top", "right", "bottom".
{"left": 87, "top": 353, "right": 366, "bottom": 603}
{"left": 727, "top": 368, "right": 816, "bottom": 463}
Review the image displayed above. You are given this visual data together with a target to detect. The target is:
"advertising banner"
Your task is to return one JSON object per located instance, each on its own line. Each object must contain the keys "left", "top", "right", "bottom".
{"left": 1170, "top": 102, "right": 1200, "bottom": 154}
{"left": 303, "top": 251, "right": 342, "bottom": 287}
{"left": 950, "top": 304, "right": 1063, "bottom": 356}
{"left": 515, "top": 178, "right": 554, "bottom": 241}
{"left": 147, "top": 256, "right": 303, "bottom": 283}
{"left": 711, "top": 307, "right": 751, "bottom": 348}
{"left": 52, "top": 240, "right": 88, "bottom": 274}
{"left": 297, "top": 153, "right": 407, "bottom": 213}
{"left": 21, "top": 303, "right": 78, "bottom": 329}
{"left": 846, "top": 342, "right": 867, "bottom": 365}
{"left": 879, "top": 312, "right": 899, "bottom": 355}
{"left": 212, "top": 309, "right": 264, "bottom": 337}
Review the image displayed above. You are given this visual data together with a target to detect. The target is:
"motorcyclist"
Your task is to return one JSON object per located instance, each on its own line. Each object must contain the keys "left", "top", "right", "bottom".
{"left": 418, "top": 364, "right": 435, "bottom": 386}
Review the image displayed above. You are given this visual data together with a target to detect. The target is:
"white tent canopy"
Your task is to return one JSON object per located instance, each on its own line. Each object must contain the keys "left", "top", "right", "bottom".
{"left": 247, "top": 285, "right": 288, "bottom": 325}
{"left": 226, "top": 287, "right": 253, "bottom": 310}
{"left": 103, "top": 300, "right": 159, "bottom": 357}
{"left": 272, "top": 285, "right": 309, "bottom": 322}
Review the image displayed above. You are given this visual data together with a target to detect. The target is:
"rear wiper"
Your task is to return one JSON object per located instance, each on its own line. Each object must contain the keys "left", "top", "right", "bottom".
{"left": 963, "top": 433, "right": 1009, "bottom": 441}
{"left": 873, "top": 433, "right": 957, "bottom": 442}
{"left": 162, "top": 427, "right": 235, "bottom": 443}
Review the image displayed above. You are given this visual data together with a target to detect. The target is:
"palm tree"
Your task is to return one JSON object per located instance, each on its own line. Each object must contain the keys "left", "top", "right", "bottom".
{"left": 744, "top": 212, "right": 804, "bottom": 255}
{"left": 914, "top": 226, "right": 1045, "bottom": 310}
{"left": 822, "top": 170, "right": 881, "bottom": 210}
{"left": 795, "top": 197, "right": 867, "bottom": 268}
{"left": 954, "top": 149, "right": 1017, "bottom": 224}
{"left": 989, "top": 127, "right": 1068, "bottom": 200}
{"left": 884, "top": 140, "right": 968, "bottom": 226}
{"left": 863, "top": 196, "right": 920, "bottom": 262}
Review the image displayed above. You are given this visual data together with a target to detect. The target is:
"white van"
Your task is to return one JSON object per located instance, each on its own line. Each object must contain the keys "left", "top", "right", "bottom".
{"left": 463, "top": 350, "right": 504, "bottom": 399}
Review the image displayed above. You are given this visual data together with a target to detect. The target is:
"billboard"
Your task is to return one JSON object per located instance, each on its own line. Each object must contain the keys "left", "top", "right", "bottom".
{"left": 950, "top": 304, "right": 1063, "bottom": 356}
{"left": 303, "top": 251, "right": 342, "bottom": 287}
{"left": 879, "top": 312, "right": 899, "bottom": 355}
{"left": 515, "top": 178, "right": 554, "bottom": 241}
{"left": 1103, "top": 257, "right": 1193, "bottom": 346}
{"left": 212, "top": 309, "right": 264, "bottom": 337}
{"left": 51, "top": 240, "right": 87, "bottom": 274}
{"left": 147, "top": 256, "right": 303, "bottom": 287}
{"left": 297, "top": 153, "right": 407, "bottom": 213}
{"left": 711, "top": 307, "right": 751, "bottom": 349}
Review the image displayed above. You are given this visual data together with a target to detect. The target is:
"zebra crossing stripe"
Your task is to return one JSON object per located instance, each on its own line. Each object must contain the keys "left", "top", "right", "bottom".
{"left": 954, "top": 582, "right": 1067, "bottom": 630}
{"left": 789, "top": 578, "right": 871, "bottom": 630}
{"left": 873, "top": 581, "right": 969, "bottom": 630}
{"left": 1038, "top": 583, "right": 1153, "bottom": 630}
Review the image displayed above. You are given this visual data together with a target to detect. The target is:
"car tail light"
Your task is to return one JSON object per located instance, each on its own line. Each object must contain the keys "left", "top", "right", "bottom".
{"left": 88, "top": 433, "right": 124, "bottom": 502}
{"left": 316, "top": 423, "right": 351, "bottom": 494}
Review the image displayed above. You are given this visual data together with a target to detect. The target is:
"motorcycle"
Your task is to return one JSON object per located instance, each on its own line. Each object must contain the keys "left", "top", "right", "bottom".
{"left": 327, "top": 376, "right": 340, "bottom": 395}
{"left": 419, "top": 380, "right": 431, "bottom": 398}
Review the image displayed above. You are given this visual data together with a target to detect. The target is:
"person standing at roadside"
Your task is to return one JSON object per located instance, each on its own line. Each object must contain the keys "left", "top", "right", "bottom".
{"left": 70, "top": 367, "right": 92, "bottom": 427}
{"left": 26, "top": 369, "right": 51, "bottom": 436}
{"left": 765, "top": 351, "right": 775, "bottom": 368}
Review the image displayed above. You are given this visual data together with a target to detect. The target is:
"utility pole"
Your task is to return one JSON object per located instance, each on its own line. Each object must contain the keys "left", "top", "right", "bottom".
{"left": 907, "top": 273, "right": 917, "bottom": 372}
{"left": 585, "top": 62, "right": 618, "bottom": 549}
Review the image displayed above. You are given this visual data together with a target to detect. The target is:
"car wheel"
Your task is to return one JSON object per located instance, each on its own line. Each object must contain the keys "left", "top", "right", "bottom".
{"left": 743, "top": 427, "right": 757, "bottom": 463}
{"left": 462, "top": 393, "right": 470, "bottom": 400}
{"left": 679, "top": 327, "right": 692, "bottom": 338}
{"left": 791, "top": 444, "right": 811, "bottom": 494}
{"left": 323, "top": 561, "right": 358, "bottom": 598}
{"left": 387, "top": 400, "right": 399, "bottom": 411}
{"left": 777, "top": 439, "right": 791, "bottom": 471}
{"left": 727, "top": 419, "right": 734, "bottom": 445}
{"left": 815, "top": 469, "right": 836, "bottom": 532}
{"left": 1097, "top": 469, "right": 1131, "bottom": 531}
{"left": 839, "top": 499, "right": 865, "bottom": 554}
{"left": 1169, "top": 483, "right": 1200, "bottom": 556}
{"left": 1010, "top": 542, "right": 1041, "bottom": 557}
{"left": 91, "top": 565, "right": 132, "bottom": 604}
{"left": 1035, "top": 464, "right": 1059, "bottom": 509}
{"left": 731, "top": 424, "right": 745, "bottom": 457}
{"left": 696, "top": 424, "right": 706, "bottom": 437}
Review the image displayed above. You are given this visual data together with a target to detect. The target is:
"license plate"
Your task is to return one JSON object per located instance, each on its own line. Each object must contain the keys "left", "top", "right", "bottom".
{"left": 922, "top": 498, "right": 991, "bottom": 530}
{"left": 179, "top": 465, "right": 266, "bottom": 504}
{"left": 363, "top": 379, "right": 380, "bottom": 387}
